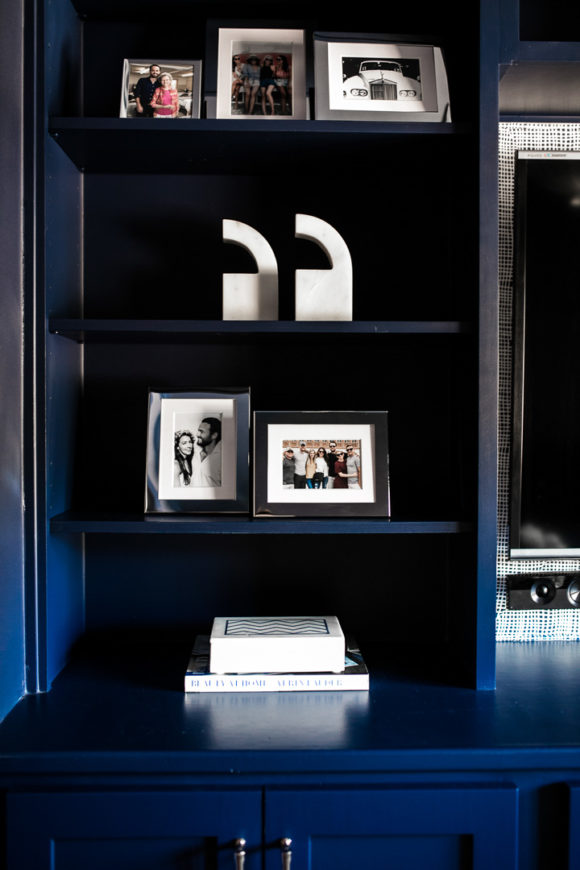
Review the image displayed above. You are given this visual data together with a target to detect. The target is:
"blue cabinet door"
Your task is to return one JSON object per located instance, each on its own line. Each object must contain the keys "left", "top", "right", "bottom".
{"left": 265, "top": 785, "right": 518, "bottom": 870}
{"left": 569, "top": 784, "right": 580, "bottom": 868}
{"left": 6, "top": 790, "right": 262, "bottom": 870}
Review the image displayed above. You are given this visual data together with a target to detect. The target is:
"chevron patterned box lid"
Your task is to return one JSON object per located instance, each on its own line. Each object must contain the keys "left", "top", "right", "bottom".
{"left": 209, "top": 616, "right": 345, "bottom": 674}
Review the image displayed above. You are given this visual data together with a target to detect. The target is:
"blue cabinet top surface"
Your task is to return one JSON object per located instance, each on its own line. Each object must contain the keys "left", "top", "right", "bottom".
{"left": 0, "top": 641, "right": 579, "bottom": 776}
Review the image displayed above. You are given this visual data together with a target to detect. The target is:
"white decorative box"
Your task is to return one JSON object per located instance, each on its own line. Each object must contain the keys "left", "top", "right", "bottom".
{"left": 209, "top": 616, "right": 345, "bottom": 674}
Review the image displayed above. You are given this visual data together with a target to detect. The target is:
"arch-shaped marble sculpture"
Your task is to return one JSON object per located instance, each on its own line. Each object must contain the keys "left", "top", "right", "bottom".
{"left": 295, "top": 214, "right": 352, "bottom": 321}
{"left": 222, "top": 219, "right": 278, "bottom": 320}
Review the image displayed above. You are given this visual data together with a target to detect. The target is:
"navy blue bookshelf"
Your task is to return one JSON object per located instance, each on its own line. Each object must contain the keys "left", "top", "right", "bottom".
{"left": 4, "top": 2, "right": 580, "bottom": 867}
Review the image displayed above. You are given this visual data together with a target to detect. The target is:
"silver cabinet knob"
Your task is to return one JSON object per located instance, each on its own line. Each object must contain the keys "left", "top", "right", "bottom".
{"left": 234, "top": 838, "right": 246, "bottom": 870}
{"left": 280, "top": 837, "right": 292, "bottom": 870}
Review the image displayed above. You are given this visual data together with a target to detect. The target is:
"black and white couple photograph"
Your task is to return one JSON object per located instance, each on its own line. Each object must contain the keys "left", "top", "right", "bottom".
{"left": 174, "top": 415, "right": 223, "bottom": 489}
{"left": 145, "top": 390, "right": 250, "bottom": 514}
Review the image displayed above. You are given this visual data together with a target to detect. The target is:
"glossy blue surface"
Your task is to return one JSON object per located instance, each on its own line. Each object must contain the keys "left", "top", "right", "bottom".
{"left": 0, "top": 642, "right": 579, "bottom": 775}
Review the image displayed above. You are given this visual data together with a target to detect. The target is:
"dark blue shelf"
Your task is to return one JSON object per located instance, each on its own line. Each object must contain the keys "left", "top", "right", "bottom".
{"left": 50, "top": 512, "right": 471, "bottom": 535}
{"left": 49, "top": 118, "right": 469, "bottom": 173}
{"left": 49, "top": 318, "right": 472, "bottom": 341}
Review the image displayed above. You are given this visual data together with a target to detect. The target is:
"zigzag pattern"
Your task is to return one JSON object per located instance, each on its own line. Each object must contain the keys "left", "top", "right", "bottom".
{"left": 225, "top": 617, "right": 329, "bottom": 636}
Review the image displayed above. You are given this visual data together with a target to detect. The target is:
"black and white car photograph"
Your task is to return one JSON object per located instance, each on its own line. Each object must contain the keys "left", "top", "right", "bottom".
{"left": 341, "top": 57, "right": 422, "bottom": 103}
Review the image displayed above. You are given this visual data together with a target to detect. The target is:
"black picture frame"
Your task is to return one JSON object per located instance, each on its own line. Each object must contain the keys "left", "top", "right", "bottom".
{"left": 510, "top": 151, "right": 580, "bottom": 558}
{"left": 253, "top": 410, "right": 390, "bottom": 518}
{"left": 145, "top": 389, "right": 250, "bottom": 514}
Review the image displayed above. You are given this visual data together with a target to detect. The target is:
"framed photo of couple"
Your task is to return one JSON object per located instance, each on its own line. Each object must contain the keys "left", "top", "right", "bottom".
{"left": 120, "top": 59, "right": 203, "bottom": 119}
{"left": 145, "top": 389, "right": 250, "bottom": 514}
{"left": 253, "top": 411, "right": 390, "bottom": 518}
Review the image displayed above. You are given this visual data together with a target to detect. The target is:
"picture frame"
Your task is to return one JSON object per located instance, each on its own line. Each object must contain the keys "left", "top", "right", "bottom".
{"left": 254, "top": 411, "right": 390, "bottom": 518}
{"left": 216, "top": 28, "right": 307, "bottom": 120}
{"left": 313, "top": 33, "right": 451, "bottom": 123}
{"left": 120, "top": 59, "right": 203, "bottom": 119}
{"left": 145, "top": 389, "right": 250, "bottom": 514}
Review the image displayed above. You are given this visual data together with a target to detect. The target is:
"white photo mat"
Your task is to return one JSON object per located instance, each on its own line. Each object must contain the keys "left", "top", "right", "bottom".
{"left": 158, "top": 397, "right": 237, "bottom": 501}
{"left": 216, "top": 27, "right": 306, "bottom": 120}
{"left": 266, "top": 423, "right": 376, "bottom": 504}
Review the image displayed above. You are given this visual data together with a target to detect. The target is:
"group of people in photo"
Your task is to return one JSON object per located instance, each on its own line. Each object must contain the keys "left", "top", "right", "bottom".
{"left": 174, "top": 417, "right": 222, "bottom": 488}
{"left": 231, "top": 52, "right": 292, "bottom": 116}
{"left": 282, "top": 440, "right": 361, "bottom": 490}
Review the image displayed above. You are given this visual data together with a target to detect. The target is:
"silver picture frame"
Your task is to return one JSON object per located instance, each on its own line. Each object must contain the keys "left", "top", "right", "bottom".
{"left": 145, "top": 389, "right": 250, "bottom": 514}
{"left": 314, "top": 33, "right": 451, "bottom": 123}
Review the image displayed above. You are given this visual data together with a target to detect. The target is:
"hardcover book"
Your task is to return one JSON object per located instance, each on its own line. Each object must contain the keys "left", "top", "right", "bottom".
{"left": 209, "top": 615, "right": 345, "bottom": 674}
{"left": 185, "top": 635, "right": 369, "bottom": 693}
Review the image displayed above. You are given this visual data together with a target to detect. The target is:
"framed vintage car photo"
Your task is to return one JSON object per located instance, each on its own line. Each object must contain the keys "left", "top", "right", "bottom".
{"left": 120, "top": 59, "right": 203, "bottom": 119}
{"left": 313, "top": 33, "right": 451, "bottom": 122}
{"left": 145, "top": 389, "right": 250, "bottom": 514}
{"left": 254, "top": 411, "right": 390, "bottom": 518}
{"left": 216, "top": 28, "right": 306, "bottom": 119}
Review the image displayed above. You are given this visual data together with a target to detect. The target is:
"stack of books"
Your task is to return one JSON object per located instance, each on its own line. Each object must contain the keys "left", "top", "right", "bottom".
{"left": 184, "top": 615, "right": 369, "bottom": 693}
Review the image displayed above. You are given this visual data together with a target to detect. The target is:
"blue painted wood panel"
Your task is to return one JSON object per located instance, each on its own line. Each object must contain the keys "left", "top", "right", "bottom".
{"left": 569, "top": 783, "right": 580, "bottom": 868}
{"left": 264, "top": 786, "right": 518, "bottom": 870}
{"left": 6, "top": 790, "right": 262, "bottom": 870}
{"left": 0, "top": 0, "right": 25, "bottom": 721}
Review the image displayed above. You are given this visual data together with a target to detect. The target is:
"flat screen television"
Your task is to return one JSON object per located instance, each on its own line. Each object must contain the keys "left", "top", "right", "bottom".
{"left": 511, "top": 150, "right": 580, "bottom": 558}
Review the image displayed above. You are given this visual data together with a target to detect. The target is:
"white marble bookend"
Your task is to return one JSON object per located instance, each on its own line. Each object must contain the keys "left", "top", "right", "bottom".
{"left": 222, "top": 219, "right": 279, "bottom": 320}
{"left": 295, "top": 214, "right": 353, "bottom": 321}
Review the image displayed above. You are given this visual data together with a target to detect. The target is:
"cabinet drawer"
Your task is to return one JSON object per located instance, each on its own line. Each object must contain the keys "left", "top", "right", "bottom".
{"left": 6, "top": 789, "right": 262, "bottom": 870}
{"left": 569, "top": 783, "right": 580, "bottom": 868}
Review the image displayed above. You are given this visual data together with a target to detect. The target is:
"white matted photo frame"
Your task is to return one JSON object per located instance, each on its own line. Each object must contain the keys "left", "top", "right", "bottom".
{"left": 120, "top": 59, "right": 203, "bottom": 119}
{"left": 216, "top": 28, "right": 306, "bottom": 120}
{"left": 146, "top": 389, "right": 250, "bottom": 514}
{"left": 254, "top": 411, "right": 390, "bottom": 518}
{"left": 313, "top": 33, "right": 451, "bottom": 122}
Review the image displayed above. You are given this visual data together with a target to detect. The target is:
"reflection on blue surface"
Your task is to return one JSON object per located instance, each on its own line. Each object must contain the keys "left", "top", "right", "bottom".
{"left": 183, "top": 690, "right": 370, "bottom": 750}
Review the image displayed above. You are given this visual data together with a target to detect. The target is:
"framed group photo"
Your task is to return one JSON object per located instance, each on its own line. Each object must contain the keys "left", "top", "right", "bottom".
{"left": 120, "top": 59, "right": 203, "bottom": 119}
{"left": 313, "top": 33, "right": 451, "bottom": 122}
{"left": 216, "top": 28, "right": 306, "bottom": 120}
{"left": 253, "top": 411, "right": 390, "bottom": 518}
{"left": 145, "top": 389, "right": 250, "bottom": 514}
